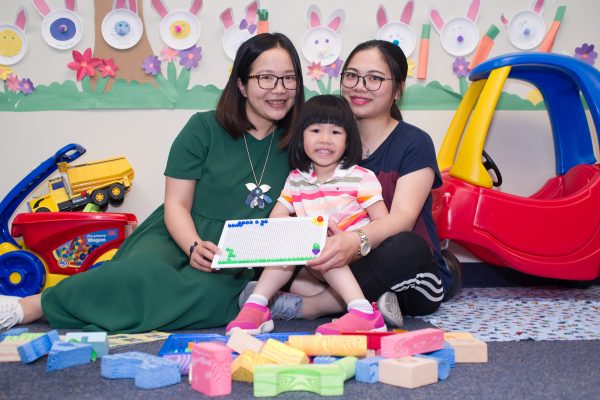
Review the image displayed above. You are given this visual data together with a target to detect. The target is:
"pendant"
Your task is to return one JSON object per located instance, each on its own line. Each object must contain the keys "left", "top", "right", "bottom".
{"left": 245, "top": 183, "right": 272, "bottom": 209}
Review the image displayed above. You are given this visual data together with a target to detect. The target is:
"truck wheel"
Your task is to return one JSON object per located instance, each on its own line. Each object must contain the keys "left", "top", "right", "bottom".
{"left": 108, "top": 183, "right": 126, "bottom": 202}
{"left": 92, "top": 189, "right": 109, "bottom": 207}
{"left": 35, "top": 207, "right": 51, "bottom": 213}
{"left": 0, "top": 251, "right": 46, "bottom": 296}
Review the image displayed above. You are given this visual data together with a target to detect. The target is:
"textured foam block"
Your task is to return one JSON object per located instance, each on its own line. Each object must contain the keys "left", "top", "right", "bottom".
{"left": 426, "top": 341, "right": 456, "bottom": 368}
{"left": 380, "top": 328, "right": 444, "bottom": 358}
{"left": 415, "top": 354, "right": 450, "bottom": 380}
{"left": 65, "top": 332, "right": 109, "bottom": 358}
{"left": 254, "top": 364, "right": 344, "bottom": 397}
{"left": 231, "top": 350, "right": 273, "bottom": 383}
{"left": 17, "top": 330, "right": 60, "bottom": 364}
{"left": 379, "top": 357, "right": 438, "bottom": 389}
{"left": 47, "top": 341, "right": 93, "bottom": 372}
{"left": 101, "top": 352, "right": 147, "bottom": 379}
{"left": 191, "top": 342, "right": 232, "bottom": 396}
{"left": 135, "top": 355, "right": 181, "bottom": 389}
{"left": 355, "top": 356, "right": 384, "bottom": 384}
{"left": 286, "top": 335, "right": 367, "bottom": 356}
{"left": 446, "top": 337, "right": 488, "bottom": 363}
{"left": 260, "top": 339, "right": 309, "bottom": 365}
{"left": 226, "top": 329, "right": 264, "bottom": 355}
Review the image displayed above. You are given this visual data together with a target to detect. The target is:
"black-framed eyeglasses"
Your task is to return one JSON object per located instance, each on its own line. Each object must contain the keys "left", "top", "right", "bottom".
{"left": 247, "top": 74, "right": 298, "bottom": 90}
{"left": 341, "top": 71, "right": 395, "bottom": 91}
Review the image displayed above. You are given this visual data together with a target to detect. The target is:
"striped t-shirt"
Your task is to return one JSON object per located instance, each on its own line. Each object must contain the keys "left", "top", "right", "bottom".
{"left": 278, "top": 164, "right": 384, "bottom": 231}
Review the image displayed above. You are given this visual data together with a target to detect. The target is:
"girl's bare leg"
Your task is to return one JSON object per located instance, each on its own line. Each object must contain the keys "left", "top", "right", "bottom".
{"left": 20, "top": 294, "right": 43, "bottom": 324}
{"left": 288, "top": 268, "right": 346, "bottom": 319}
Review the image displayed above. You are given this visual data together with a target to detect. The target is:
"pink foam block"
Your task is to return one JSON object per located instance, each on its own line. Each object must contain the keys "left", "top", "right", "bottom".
{"left": 380, "top": 328, "right": 444, "bottom": 358}
{"left": 191, "top": 343, "right": 232, "bottom": 396}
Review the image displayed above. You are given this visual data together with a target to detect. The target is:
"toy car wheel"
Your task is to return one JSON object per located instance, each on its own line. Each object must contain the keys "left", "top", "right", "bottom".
{"left": 0, "top": 250, "right": 46, "bottom": 296}
{"left": 35, "top": 207, "right": 51, "bottom": 213}
{"left": 92, "top": 189, "right": 109, "bottom": 207}
{"left": 441, "top": 249, "right": 463, "bottom": 302}
{"left": 108, "top": 183, "right": 126, "bottom": 202}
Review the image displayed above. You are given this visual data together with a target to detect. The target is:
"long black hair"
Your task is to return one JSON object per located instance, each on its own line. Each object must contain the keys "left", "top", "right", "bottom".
{"left": 341, "top": 40, "right": 408, "bottom": 121}
{"left": 216, "top": 33, "right": 305, "bottom": 140}
{"left": 288, "top": 95, "right": 362, "bottom": 172}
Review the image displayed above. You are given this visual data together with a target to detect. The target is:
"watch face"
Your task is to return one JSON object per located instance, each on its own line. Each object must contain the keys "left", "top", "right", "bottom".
{"left": 360, "top": 242, "right": 371, "bottom": 256}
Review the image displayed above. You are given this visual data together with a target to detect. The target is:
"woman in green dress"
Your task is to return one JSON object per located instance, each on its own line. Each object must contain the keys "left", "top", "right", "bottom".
{"left": 0, "top": 33, "right": 305, "bottom": 333}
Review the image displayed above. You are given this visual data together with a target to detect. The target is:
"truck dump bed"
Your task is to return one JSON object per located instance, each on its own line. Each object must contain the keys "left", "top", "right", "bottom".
{"left": 66, "top": 157, "right": 134, "bottom": 194}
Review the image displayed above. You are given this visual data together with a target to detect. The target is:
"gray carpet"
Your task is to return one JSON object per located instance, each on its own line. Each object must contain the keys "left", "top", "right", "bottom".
{"left": 1, "top": 316, "right": 599, "bottom": 400}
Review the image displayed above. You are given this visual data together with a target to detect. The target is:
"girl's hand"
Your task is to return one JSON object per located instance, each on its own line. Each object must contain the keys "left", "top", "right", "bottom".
{"left": 306, "top": 228, "right": 358, "bottom": 273}
{"left": 189, "top": 240, "right": 220, "bottom": 272}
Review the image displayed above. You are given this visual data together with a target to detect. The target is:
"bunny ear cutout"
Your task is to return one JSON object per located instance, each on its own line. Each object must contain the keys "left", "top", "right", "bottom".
{"left": 220, "top": 8, "right": 234, "bottom": 30}
{"left": 307, "top": 4, "right": 322, "bottom": 28}
{"left": 32, "top": 0, "right": 50, "bottom": 17}
{"left": 245, "top": 0, "right": 258, "bottom": 22}
{"left": 533, "top": 0, "right": 544, "bottom": 14}
{"left": 327, "top": 9, "right": 345, "bottom": 31}
{"left": 114, "top": 0, "right": 126, "bottom": 9}
{"left": 128, "top": 0, "right": 138, "bottom": 14}
{"left": 429, "top": 8, "right": 445, "bottom": 33}
{"left": 466, "top": 0, "right": 480, "bottom": 22}
{"left": 376, "top": 5, "right": 388, "bottom": 28}
{"left": 400, "top": 0, "right": 414, "bottom": 24}
{"left": 151, "top": 0, "right": 168, "bottom": 18}
{"left": 15, "top": 7, "right": 28, "bottom": 30}
{"left": 65, "top": 0, "right": 76, "bottom": 12}
{"left": 189, "top": 0, "right": 203, "bottom": 15}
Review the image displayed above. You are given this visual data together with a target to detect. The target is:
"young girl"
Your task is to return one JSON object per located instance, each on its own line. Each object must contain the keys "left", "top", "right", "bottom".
{"left": 226, "top": 95, "right": 389, "bottom": 336}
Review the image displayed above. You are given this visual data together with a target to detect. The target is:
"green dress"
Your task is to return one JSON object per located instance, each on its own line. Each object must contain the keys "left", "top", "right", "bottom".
{"left": 41, "top": 111, "right": 290, "bottom": 333}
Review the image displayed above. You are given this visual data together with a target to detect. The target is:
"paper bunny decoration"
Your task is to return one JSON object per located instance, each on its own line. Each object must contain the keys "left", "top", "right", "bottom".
{"left": 151, "top": 0, "right": 202, "bottom": 50}
{"left": 0, "top": 7, "right": 28, "bottom": 65}
{"left": 375, "top": 1, "right": 416, "bottom": 57}
{"left": 220, "top": 0, "right": 259, "bottom": 61}
{"left": 501, "top": 0, "right": 546, "bottom": 50}
{"left": 101, "top": 0, "right": 143, "bottom": 50}
{"left": 430, "top": 0, "right": 481, "bottom": 56}
{"left": 301, "top": 5, "right": 345, "bottom": 65}
{"left": 31, "top": 0, "right": 82, "bottom": 50}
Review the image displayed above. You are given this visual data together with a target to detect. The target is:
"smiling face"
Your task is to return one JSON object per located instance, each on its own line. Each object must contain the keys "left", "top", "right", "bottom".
{"left": 0, "top": 28, "right": 23, "bottom": 57}
{"left": 303, "top": 123, "right": 347, "bottom": 179}
{"left": 341, "top": 48, "right": 399, "bottom": 121}
{"left": 238, "top": 47, "right": 297, "bottom": 134}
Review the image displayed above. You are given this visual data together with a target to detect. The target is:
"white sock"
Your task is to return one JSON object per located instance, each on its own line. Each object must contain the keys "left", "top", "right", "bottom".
{"left": 246, "top": 294, "right": 268, "bottom": 307}
{"left": 348, "top": 299, "right": 373, "bottom": 314}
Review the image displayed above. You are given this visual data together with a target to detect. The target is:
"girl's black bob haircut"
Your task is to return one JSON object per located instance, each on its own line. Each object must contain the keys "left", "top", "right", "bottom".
{"left": 288, "top": 95, "right": 362, "bottom": 172}
{"left": 216, "top": 33, "right": 305, "bottom": 141}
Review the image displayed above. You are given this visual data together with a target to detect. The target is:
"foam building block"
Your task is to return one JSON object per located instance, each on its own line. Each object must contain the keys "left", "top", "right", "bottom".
{"left": 379, "top": 357, "right": 438, "bottom": 389}
{"left": 101, "top": 351, "right": 181, "bottom": 389}
{"left": 254, "top": 364, "right": 344, "bottom": 397}
{"left": 313, "top": 356, "right": 340, "bottom": 364}
{"left": 260, "top": 339, "right": 309, "bottom": 365}
{"left": 444, "top": 331, "right": 475, "bottom": 340}
{"left": 355, "top": 356, "right": 385, "bottom": 384}
{"left": 191, "top": 342, "right": 232, "bottom": 396}
{"left": 341, "top": 331, "right": 397, "bottom": 350}
{"left": 2, "top": 328, "right": 29, "bottom": 339}
{"left": 380, "top": 328, "right": 444, "bottom": 358}
{"left": 65, "top": 332, "right": 109, "bottom": 358}
{"left": 0, "top": 339, "right": 30, "bottom": 362}
{"left": 426, "top": 341, "right": 456, "bottom": 368}
{"left": 415, "top": 354, "right": 450, "bottom": 380}
{"left": 446, "top": 337, "right": 488, "bottom": 363}
{"left": 287, "top": 335, "right": 367, "bottom": 357}
{"left": 46, "top": 341, "right": 93, "bottom": 372}
{"left": 226, "top": 329, "right": 264, "bottom": 355}
{"left": 18, "top": 330, "right": 60, "bottom": 364}
{"left": 163, "top": 354, "right": 192, "bottom": 375}
{"left": 333, "top": 356, "right": 357, "bottom": 381}
{"left": 231, "top": 349, "right": 274, "bottom": 382}
{"left": 256, "top": 332, "right": 311, "bottom": 343}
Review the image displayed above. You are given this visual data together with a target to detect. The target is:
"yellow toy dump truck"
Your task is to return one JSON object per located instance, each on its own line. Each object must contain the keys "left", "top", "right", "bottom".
{"left": 28, "top": 157, "right": 134, "bottom": 212}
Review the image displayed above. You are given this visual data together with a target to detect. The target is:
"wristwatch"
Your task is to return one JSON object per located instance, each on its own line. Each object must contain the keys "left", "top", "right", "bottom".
{"left": 354, "top": 229, "right": 371, "bottom": 257}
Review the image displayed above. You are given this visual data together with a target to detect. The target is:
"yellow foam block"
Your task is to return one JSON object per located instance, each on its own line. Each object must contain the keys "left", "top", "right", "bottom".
{"left": 259, "top": 339, "right": 309, "bottom": 365}
{"left": 231, "top": 350, "right": 274, "bottom": 382}
{"left": 287, "top": 335, "right": 367, "bottom": 357}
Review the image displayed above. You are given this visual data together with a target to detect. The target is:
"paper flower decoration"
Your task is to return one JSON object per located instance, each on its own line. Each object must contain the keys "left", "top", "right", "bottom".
{"left": 5, "top": 74, "right": 20, "bottom": 92}
{"left": 68, "top": 48, "right": 101, "bottom": 81}
{"left": 574, "top": 43, "right": 597, "bottom": 66}
{"left": 142, "top": 55, "right": 161, "bottom": 75}
{"left": 160, "top": 47, "right": 179, "bottom": 62}
{"left": 452, "top": 57, "right": 469, "bottom": 77}
{"left": 407, "top": 58, "right": 416, "bottom": 78}
{"left": 0, "top": 65, "right": 14, "bottom": 81}
{"left": 98, "top": 58, "right": 119, "bottom": 78}
{"left": 18, "top": 78, "right": 34, "bottom": 95}
{"left": 324, "top": 58, "right": 343, "bottom": 78}
{"left": 307, "top": 62, "right": 326, "bottom": 81}
{"left": 179, "top": 45, "right": 202, "bottom": 70}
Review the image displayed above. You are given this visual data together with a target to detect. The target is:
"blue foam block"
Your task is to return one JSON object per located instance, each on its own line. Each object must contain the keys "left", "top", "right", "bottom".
{"left": 17, "top": 330, "right": 60, "bottom": 364}
{"left": 313, "top": 356, "right": 340, "bottom": 364}
{"left": 425, "top": 341, "right": 456, "bottom": 368}
{"left": 47, "top": 341, "right": 93, "bottom": 372}
{"left": 135, "top": 356, "right": 180, "bottom": 390}
{"left": 101, "top": 351, "right": 148, "bottom": 379}
{"left": 415, "top": 354, "right": 451, "bottom": 380}
{"left": 355, "top": 356, "right": 385, "bottom": 384}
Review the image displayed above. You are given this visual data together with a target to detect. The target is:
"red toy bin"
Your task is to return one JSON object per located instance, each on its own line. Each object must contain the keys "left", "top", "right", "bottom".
{"left": 11, "top": 212, "right": 137, "bottom": 276}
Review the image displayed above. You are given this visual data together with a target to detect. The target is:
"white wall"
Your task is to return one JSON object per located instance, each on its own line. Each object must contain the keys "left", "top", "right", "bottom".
{"left": 2, "top": 0, "right": 599, "bottom": 262}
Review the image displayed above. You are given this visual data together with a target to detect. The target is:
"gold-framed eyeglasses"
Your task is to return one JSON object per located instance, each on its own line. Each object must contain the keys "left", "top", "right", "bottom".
{"left": 341, "top": 71, "right": 395, "bottom": 91}
{"left": 247, "top": 74, "right": 298, "bottom": 90}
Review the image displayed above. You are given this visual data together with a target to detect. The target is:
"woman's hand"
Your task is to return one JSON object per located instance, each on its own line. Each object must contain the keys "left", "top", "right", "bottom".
{"left": 306, "top": 224, "right": 359, "bottom": 273}
{"left": 189, "top": 240, "right": 220, "bottom": 272}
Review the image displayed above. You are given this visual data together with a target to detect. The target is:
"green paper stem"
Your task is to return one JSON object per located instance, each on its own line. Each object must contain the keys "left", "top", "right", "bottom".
{"left": 459, "top": 76, "right": 468, "bottom": 96}
{"left": 155, "top": 74, "right": 178, "bottom": 103}
{"left": 316, "top": 78, "right": 327, "bottom": 95}
{"left": 96, "top": 76, "right": 108, "bottom": 94}
{"left": 81, "top": 76, "right": 93, "bottom": 94}
{"left": 167, "top": 62, "right": 177, "bottom": 85}
{"left": 176, "top": 68, "right": 191, "bottom": 93}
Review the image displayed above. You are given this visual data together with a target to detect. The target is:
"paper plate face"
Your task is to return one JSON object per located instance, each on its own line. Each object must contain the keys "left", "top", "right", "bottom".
{"left": 222, "top": 28, "right": 253, "bottom": 61}
{"left": 0, "top": 25, "right": 27, "bottom": 65}
{"left": 101, "top": 9, "right": 143, "bottom": 50}
{"left": 41, "top": 10, "right": 83, "bottom": 50}
{"left": 301, "top": 26, "right": 341, "bottom": 65}
{"left": 376, "top": 22, "right": 417, "bottom": 56}
{"left": 508, "top": 11, "right": 546, "bottom": 50}
{"left": 160, "top": 10, "right": 201, "bottom": 50}
{"left": 440, "top": 17, "right": 479, "bottom": 56}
